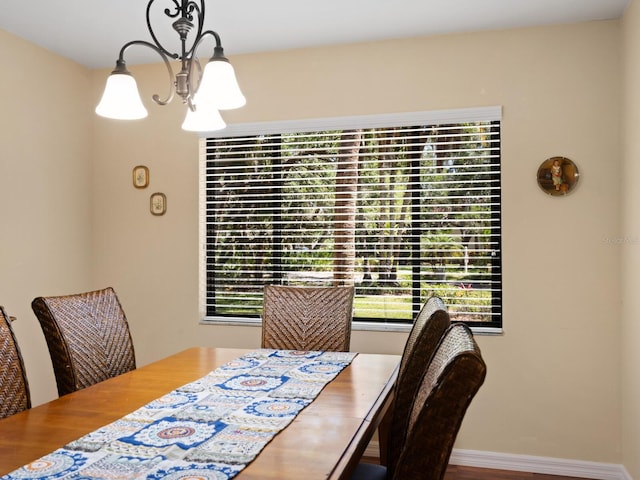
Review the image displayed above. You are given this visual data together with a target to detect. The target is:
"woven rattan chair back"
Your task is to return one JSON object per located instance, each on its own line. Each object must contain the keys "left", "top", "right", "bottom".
{"left": 398, "top": 296, "right": 449, "bottom": 379}
{"left": 261, "top": 285, "right": 354, "bottom": 352}
{"left": 0, "top": 306, "right": 31, "bottom": 418}
{"left": 391, "top": 323, "right": 486, "bottom": 480}
{"left": 32, "top": 287, "right": 136, "bottom": 397}
{"left": 386, "top": 296, "right": 451, "bottom": 471}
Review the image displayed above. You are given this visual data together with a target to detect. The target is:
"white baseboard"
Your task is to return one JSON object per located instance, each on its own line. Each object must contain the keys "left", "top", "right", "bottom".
{"left": 364, "top": 442, "right": 632, "bottom": 480}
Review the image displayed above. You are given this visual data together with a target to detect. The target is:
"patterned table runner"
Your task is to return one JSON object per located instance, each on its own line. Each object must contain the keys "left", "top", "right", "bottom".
{"left": 4, "top": 349, "right": 357, "bottom": 480}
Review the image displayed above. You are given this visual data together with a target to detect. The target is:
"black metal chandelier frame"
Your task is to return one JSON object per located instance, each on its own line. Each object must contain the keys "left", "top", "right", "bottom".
{"left": 112, "top": 0, "right": 229, "bottom": 111}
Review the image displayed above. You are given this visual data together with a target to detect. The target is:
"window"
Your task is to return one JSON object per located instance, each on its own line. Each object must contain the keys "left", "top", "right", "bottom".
{"left": 200, "top": 107, "right": 502, "bottom": 331}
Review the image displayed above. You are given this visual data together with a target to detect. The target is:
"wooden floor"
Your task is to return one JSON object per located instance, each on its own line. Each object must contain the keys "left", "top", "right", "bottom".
{"left": 444, "top": 465, "right": 590, "bottom": 480}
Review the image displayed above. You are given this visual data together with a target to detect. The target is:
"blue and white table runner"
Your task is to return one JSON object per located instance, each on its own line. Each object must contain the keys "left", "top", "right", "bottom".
{"left": 3, "top": 349, "right": 357, "bottom": 480}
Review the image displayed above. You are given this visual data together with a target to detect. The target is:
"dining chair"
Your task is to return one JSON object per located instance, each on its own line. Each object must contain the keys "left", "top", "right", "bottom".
{"left": 0, "top": 305, "right": 31, "bottom": 418}
{"left": 385, "top": 296, "right": 451, "bottom": 469}
{"left": 31, "top": 287, "right": 136, "bottom": 397}
{"left": 261, "top": 285, "right": 354, "bottom": 351}
{"left": 352, "top": 323, "right": 487, "bottom": 480}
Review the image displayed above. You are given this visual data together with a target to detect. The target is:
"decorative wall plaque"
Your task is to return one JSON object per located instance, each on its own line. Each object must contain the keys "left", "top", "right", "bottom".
{"left": 537, "top": 156, "right": 579, "bottom": 196}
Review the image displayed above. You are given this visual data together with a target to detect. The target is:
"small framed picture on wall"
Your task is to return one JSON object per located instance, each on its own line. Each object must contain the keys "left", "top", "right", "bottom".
{"left": 133, "top": 165, "right": 149, "bottom": 189}
{"left": 150, "top": 192, "right": 166, "bottom": 216}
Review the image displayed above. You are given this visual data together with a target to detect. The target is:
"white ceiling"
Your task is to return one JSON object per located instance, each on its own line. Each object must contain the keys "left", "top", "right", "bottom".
{"left": 0, "top": 0, "right": 631, "bottom": 69}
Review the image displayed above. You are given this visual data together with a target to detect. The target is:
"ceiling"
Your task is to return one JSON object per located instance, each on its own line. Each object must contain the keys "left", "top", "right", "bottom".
{"left": 0, "top": 0, "right": 631, "bottom": 69}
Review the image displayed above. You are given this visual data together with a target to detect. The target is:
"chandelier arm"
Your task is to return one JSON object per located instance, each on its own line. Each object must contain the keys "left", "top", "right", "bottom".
{"left": 184, "top": 30, "right": 223, "bottom": 99}
{"left": 118, "top": 40, "right": 177, "bottom": 106}
{"left": 146, "top": 0, "right": 178, "bottom": 60}
{"left": 195, "top": 30, "right": 223, "bottom": 49}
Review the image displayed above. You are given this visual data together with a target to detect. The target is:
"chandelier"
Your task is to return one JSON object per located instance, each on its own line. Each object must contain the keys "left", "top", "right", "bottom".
{"left": 95, "top": 0, "right": 245, "bottom": 132}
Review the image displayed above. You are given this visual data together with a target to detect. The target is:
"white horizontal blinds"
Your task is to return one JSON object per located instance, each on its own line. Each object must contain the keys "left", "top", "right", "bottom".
{"left": 418, "top": 123, "right": 501, "bottom": 324}
{"left": 205, "top": 117, "right": 501, "bottom": 325}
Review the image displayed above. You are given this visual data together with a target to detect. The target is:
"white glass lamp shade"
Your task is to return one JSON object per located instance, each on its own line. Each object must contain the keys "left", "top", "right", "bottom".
{"left": 95, "top": 73, "right": 148, "bottom": 120}
{"left": 196, "top": 59, "right": 246, "bottom": 110}
{"left": 181, "top": 102, "right": 226, "bottom": 132}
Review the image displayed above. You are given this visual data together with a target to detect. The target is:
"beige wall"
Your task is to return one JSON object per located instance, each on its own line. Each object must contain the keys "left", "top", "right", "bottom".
{"left": 621, "top": 2, "right": 640, "bottom": 478}
{"left": 0, "top": 30, "right": 93, "bottom": 403}
{"left": 2, "top": 14, "right": 631, "bottom": 471}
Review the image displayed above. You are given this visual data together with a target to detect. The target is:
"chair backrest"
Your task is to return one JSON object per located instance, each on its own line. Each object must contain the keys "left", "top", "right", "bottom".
{"left": 387, "top": 296, "right": 450, "bottom": 470}
{"left": 398, "top": 296, "right": 450, "bottom": 379}
{"left": 0, "top": 306, "right": 31, "bottom": 418}
{"left": 390, "top": 323, "right": 486, "bottom": 480}
{"left": 31, "top": 287, "right": 136, "bottom": 397}
{"left": 261, "top": 285, "right": 354, "bottom": 351}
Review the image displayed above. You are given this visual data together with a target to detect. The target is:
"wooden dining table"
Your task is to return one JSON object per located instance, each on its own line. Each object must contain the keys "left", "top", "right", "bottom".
{"left": 0, "top": 347, "right": 399, "bottom": 479}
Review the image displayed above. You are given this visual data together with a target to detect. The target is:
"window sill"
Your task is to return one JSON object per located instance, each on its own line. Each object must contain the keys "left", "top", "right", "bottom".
{"left": 200, "top": 316, "right": 502, "bottom": 335}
